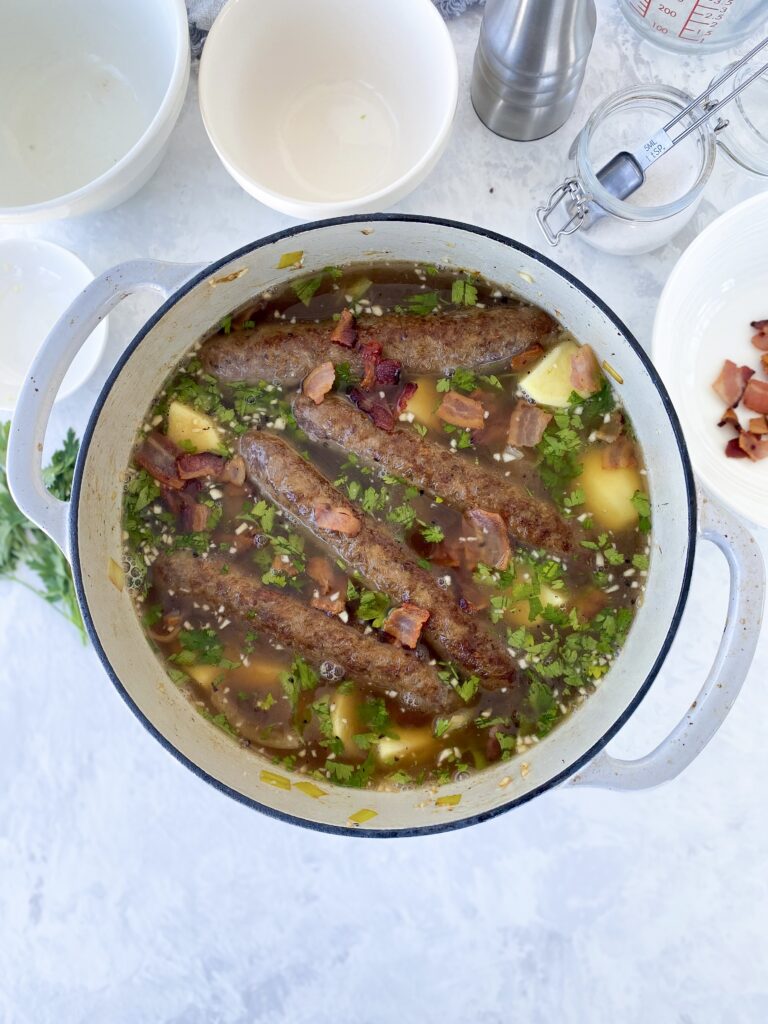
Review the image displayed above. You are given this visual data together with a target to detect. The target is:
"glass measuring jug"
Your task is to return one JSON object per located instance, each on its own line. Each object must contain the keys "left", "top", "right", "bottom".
{"left": 618, "top": 0, "right": 767, "bottom": 54}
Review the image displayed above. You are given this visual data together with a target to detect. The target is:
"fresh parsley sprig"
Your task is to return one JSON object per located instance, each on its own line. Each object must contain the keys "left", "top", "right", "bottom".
{"left": 0, "top": 423, "right": 86, "bottom": 641}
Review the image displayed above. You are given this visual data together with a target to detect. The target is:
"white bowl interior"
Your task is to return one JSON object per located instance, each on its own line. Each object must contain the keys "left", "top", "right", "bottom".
{"left": 0, "top": 0, "right": 181, "bottom": 207}
{"left": 200, "top": 0, "right": 457, "bottom": 204}
{"left": 74, "top": 220, "right": 694, "bottom": 834}
{"left": 652, "top": 192, "right": 768, "bottom": 529}
{"left": 0, "top": 240, "right": 108, "bottom": 412}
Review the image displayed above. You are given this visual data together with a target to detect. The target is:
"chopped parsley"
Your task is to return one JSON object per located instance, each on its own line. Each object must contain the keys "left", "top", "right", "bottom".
{"left": 356, "top": 590, "right": 391, "bottom": 628}
{"left": 451, "top": 278, "right": 478, "bottom": 307}
{"left": 280, "top": 657, "right": 318, "bottom": 709}
{"left": 631, "top": 490, "right": 652, "bottom": 533}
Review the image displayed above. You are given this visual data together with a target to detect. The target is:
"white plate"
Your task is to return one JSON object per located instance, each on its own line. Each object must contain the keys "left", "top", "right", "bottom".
{"left": 0, "top": 239, "right": 108, "bottom": 412}
{"left": 652, "top": 192, "right": 768, "bottom": 529}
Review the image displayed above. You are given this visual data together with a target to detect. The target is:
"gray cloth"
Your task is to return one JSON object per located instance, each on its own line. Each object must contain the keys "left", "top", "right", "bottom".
{"left": 186, "top": 0, "right": 483, "bottom": 58}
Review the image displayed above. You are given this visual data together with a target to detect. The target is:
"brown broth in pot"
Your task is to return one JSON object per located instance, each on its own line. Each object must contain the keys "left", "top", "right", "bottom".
{"left": 122, "top": 261, "right": 651, "bottom": 791}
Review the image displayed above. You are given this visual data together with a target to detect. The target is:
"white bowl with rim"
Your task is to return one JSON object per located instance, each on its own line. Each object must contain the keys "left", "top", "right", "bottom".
{"left": 0, "top": 0, "right": 190, "bottom": 224}
{"left": 0, "top": 240, "right": 107, "bottom": 411}
{"left": 199, "top": 0, "right": 459, "bottom": 219}
{"left": 652, "top": 191, "right": 768, "bottom": 529}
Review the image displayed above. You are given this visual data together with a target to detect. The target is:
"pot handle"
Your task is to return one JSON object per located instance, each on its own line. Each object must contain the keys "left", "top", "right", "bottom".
{"left": 7, "top": 258, "right": 206, "bottom": 560}
{"left": 568, "top": 489, "right": 764, "bottom": 791}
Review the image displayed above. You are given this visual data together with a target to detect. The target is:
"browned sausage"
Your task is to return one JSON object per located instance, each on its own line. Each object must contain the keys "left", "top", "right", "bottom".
{"left": 293, "top": 395, "right": 576, "bottom": 557}
{"left": 240, "top": 431, "right": 518, "bottom": 687}
{"left": 201, "top": 303, "right": 556, "bottom": 384}
{"left": 153, "top": 552, "right": 459, "bottom": 716}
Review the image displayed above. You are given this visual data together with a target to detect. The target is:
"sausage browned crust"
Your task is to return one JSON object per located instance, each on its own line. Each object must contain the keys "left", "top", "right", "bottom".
{"left": 293, "top": 395, "right": 576, "bottom": 557}
{"left": 201, "top": 304, "right": 556, "bottom": 384}
{"left": 153, "top": 552, "right": 459, "bottom": 716}
{"left": 240, "top": 432, "right": 518, "bottom": 687}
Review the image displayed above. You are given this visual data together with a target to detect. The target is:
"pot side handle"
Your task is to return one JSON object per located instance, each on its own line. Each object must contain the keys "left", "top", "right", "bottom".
{"left": 568, "top": 489, "right": 764, "bottom": 791}
{"left": 7, "top": 258, "right": 206, "bottom": 559}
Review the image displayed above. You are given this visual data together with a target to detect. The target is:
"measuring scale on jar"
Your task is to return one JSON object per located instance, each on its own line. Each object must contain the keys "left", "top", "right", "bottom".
{"left": 619, "top": 0, "right": 767, "bottom": 53}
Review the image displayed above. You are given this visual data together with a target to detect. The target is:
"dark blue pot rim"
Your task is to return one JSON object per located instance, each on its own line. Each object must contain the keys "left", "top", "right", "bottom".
{"left": 70, "top": 213, "right": 697, "bottom": 839}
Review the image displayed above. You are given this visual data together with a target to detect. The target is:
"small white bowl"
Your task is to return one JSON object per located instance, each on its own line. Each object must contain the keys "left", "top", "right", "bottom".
{"left": 199, "top": 0, "right": 458, "bottom": 219}
{"left": 0, "top": 240, "right": 107, "bottom": 412}
{"left": 0, "top": 0, "right": 190, "bottom": 224}
{"left": 652, "top": 192, "right": 768, "bottom": 529}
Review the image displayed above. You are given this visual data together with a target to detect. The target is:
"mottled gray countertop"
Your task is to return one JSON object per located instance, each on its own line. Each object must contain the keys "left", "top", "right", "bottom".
{"left": 1, "top": 4, "right": 767, "bottom": 1022}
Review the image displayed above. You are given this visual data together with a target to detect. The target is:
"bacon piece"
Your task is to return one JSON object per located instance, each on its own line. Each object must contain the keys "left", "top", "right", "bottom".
{"left": 313, "top": 499, "right": 362, "bottom": 536}
{"left": 570, "top": 344, "right": 602, "bottom": 398}
{"left": 310, "top": 592, "right": 346, "bottom": 615}
{"left": 330, "top": 308, "right": 357, "bottom": 348}
{"left": 436, "top": 391, "right": 485, "bottom": 430}
{"left": 718, "top": 407, "right": 740, "bottom": 429}
{"left": 221, "top": 455, "right": 246, "bottom": 486}
{"left": 269, "top": 555, "right": 297, "bottom": 578}
{"left": 602, "top": 436, "right": 637, "bottom": 469}
{"left": 359, "top": 341, "right": 382, "bottom": 391}
{"left": 712, "top": 359, "right": 754, "bottom": 407}
{"left": 375, "top": 359, "right": 402, "bottom": 385}
{"left": 595, "top": 410, "right": 624, "bottom": 443}
{"left": 135, "top": 432, "right": 184, "bottom": 489}
{"left": 725, "top": 437, "right": 749, "bottom": 459}
{"left": 349, "top": 387, "right": 395, "bottom": 432}
{"left": 510, "top": 343, "right": 544, "bottom": 372}
{"left": 181, "top": 497, "right": 210, "bottom": 533}
{"left": 738, "top": 431, "right": 768, "bottom": 460}
{"left": 395, "top": 381, "right": 418, "bottom": 414}
{"left": 302, "top": 361, "right": 335, "bottom": 405}
{"left": 382, "top": 603, "right": 430, "bottom": 649}
{"left": 177, "top": 451, "right": 226, "bottom": 480}
{"left": 307, "top": 555, "right": 345, "bottom": 595}
{"left": 743, "top": 378, "right": 768, "bottom": 414}
{"left": 748, "top": 415, "right": 768, "bottom": 435}
{"left": 506, "top": 399, "right": 552, "bottom": 447}
{"left": 465, "top": 508, "right": 511, "bottom": 571}
{"left": 750, "top": 319, "right": 768, "bottom": 351}
{"left": 457, "top": 579, "right": 490, "bottom": 614}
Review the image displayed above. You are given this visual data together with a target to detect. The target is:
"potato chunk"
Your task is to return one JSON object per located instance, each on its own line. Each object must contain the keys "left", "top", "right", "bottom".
{"left": 519, "top": 340, "right": 580, "bottom": 408}
{"left": 167, "top": 400, "right": 222, "bottom": 453}
{"left": 580, "top": 447, "right": 642, "bottom": 530}
{"left": 185, "top": 664, "right": 224, "bottom": 689}
{"left": 331, "top": 690, "right": 364, "bottom": 759}
{"left": 404, "top": 377, "right": 442, "bottom": 431}
{"left": 376, "top": 726, "right": 438, "bottom": 767}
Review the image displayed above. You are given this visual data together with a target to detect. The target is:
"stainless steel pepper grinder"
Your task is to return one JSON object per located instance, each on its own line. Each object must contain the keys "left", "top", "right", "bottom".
{"left": 471, "top": 0, "right": 597, "bottom": 141}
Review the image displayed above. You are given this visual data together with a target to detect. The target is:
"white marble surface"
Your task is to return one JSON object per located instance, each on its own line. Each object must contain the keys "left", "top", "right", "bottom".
{"left": 2, "top": 5, "right": 768, "bottom": 1021}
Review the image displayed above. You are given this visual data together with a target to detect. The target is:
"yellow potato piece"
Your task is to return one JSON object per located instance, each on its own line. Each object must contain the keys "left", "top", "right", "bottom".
{"left": 580, "top": 447, "right": 642, "bottom": 531}
{"left": 404, "top": 377, "right": 442, "bottom": 431}
{"left": 186, "top": 664, "right": 224, "bottom": 689}
{"left": 519, "top": 340, "right": 580, "bottom": 408}
{"left": 505, "top": 583, "right": 568, "bottom": 627}
{"left": 167, "top": 400, "right": 222, "bottom": 453}
{"left": 331, "top": 690, "right": 364, "bottom": 758}
{"left": 229, "top": 659, "right": 285, "bottom": 690}
{"left": 376, "top": 726, "right": 439, "bottom": 767}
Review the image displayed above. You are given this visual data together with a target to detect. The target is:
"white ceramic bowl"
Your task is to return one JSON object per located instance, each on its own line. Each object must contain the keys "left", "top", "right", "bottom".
{"left": 652, "top": 192, "right": 768, "bottom": 529}
{"left": 199, "top": 0, "right": 458, "bottom": 218}
{"left": 0, "top": 0, "right": 190, "bottom": 224}
{"left": 0, "top": 240, "right": 108, "bottom": 412}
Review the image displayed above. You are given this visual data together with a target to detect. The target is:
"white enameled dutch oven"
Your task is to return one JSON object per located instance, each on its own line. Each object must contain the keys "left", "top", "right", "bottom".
{"left": 7, "top": 216, "right": 765, "bottom": 837}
